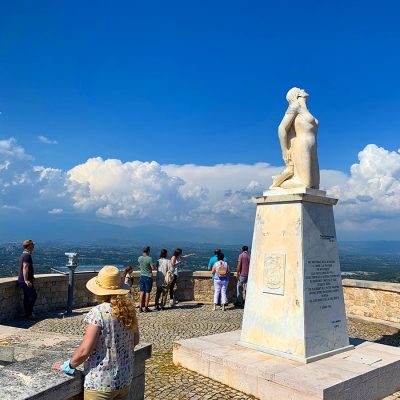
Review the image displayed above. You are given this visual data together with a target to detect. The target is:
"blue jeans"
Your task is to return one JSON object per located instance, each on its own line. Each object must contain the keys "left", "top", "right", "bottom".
{"left": 236, "top": 275, "right": 248, "bottom": 305}
{"left": 18, "top": 281, "right": 37, "bottom": 317}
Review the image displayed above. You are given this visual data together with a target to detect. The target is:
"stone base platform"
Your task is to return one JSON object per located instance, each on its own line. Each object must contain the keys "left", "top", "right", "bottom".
{"left": 173, "top": 330, "right": 400, "bottom": 400}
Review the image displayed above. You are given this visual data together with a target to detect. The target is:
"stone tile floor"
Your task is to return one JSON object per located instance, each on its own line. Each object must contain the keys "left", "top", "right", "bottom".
{"left": 6, "top": 303, "right": 400, "bottom": 399}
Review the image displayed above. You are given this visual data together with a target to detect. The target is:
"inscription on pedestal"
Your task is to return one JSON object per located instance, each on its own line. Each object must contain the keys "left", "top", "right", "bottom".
{"left": 305, "top": 259, "right": 341, "bottom": 309}
{"left": 263, "top": 253, "right": 285, "bottom": 295}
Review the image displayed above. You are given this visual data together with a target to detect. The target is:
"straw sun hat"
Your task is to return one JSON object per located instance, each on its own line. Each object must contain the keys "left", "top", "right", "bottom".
{"left": 86, "top": 265, "right": 130, "bottom": 296}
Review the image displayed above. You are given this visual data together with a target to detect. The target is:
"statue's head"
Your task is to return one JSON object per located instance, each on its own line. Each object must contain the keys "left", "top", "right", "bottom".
{"left": 286, "top": 87, "right": 309, "bottom": 104}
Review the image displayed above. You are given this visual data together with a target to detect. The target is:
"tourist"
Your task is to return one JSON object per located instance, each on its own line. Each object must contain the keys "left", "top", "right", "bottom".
{"left": 208, "top": 249, "right": 227, "bottom": 305}
{"left": 169, "top": 248, "right": 195, "bottom": 306}
{"left": 53, "top": 265, "right": 139, "bottom": 400}
{"left": 235, "top": 245, "right": 251, "bottom": 308}
{"left": 211, "top": 252, "right": 230, "bottom": 311}
{"left": 154, "top": 249, "right": 173, "bottom": 310}
{"left": 138, "top": 246, "right": 154, "bottom": 313}
{"left": 18, "top": 239, "right": 37, "bottom": 320}
{"left": 124, "top": 266, "right": 134, "bottom": 288}
{"left": 208, "top": 248, "right": 224, "bottom": 271}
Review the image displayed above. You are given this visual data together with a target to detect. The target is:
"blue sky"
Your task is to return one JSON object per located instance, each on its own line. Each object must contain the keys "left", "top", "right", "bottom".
{"left": 1, "top": 1, "right": 400, "bottom": 242}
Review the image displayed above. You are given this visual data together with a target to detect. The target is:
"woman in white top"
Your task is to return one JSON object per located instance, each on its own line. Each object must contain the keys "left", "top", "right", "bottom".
{"left": 169, "top": 248, "right": 195, "bottom": 305}
{"left": 155, "top": 249, "right": 172, "bottom": 310}
{"left": 211, "top": 252, "right": 231, "bottom": 311}
{"left": 53, "top": 266, "right": 139, "bottom": 400}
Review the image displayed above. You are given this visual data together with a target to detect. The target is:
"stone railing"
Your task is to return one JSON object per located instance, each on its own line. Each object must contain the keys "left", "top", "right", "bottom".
{"left": 0, "top": 324, "right": 151, "bottom": 400}
{"left": 0, "top": 271, "right": 233, "bottom": 322}
{"left": 0, "top": 273, "right": 98, "bottom": 322}
{"left": 342, "top": 279, "right": 400, "bottom": 325}
{"left": 1, "top": 272, "right": 400, "bottom": 326}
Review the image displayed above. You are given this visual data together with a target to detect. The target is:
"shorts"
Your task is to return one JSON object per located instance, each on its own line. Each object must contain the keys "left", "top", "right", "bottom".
{"left": 139, "top": 275, "right": 153, "bottom": 293}
{"left": 84, "top": 386, "right": 129, "bottom": 400}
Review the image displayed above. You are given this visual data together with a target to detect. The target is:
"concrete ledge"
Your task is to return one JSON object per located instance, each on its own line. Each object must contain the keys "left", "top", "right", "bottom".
{"left": 0, "top": 350, "right": 85, "bottom": 400}
{"left": 253, "top": 193, "right": 338, "bottom": 206}
{"left": 342, "top": 279, "right": 400, "bottom": 294}
{"left": 173, "top": 330, "right": 400, "bottom": 400}
{"left": 0, "top": 324, "right": 152, "bottom": 400}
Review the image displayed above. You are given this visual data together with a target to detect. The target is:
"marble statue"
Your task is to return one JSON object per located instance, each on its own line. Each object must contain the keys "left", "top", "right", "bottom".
{"left": 270, "top": 87, "right": 320, "bottom": 189}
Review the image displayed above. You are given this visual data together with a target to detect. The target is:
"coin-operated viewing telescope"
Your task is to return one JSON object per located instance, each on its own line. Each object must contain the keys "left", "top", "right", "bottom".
{"left": 65, "top": 252, "right": 79, "bottom": 314}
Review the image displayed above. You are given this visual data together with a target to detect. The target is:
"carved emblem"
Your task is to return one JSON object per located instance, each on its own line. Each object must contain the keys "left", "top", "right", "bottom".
{"left": 263, "top": 253, "right": 286, "bottom": 295}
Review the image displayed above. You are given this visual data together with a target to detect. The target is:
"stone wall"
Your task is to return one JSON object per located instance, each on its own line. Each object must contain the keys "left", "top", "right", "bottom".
{"left": 0, "top": 271, "right": 237, "bottom": 322}
{"left": 1, "top": 273, "right": 400, "bottom": 326}
{"left": 342, "top": 279, "right": 400, "bottom": 324}
{"left": 128, "top": 271, "right": 238, "bottom": 304}
{"left": 0, "top": 273, "right": 98, "bottom": 322}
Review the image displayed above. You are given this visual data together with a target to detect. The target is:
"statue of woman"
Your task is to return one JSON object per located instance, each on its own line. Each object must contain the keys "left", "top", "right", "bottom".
{"left": 270, "top": 87, "right": 320, "bottom": 190}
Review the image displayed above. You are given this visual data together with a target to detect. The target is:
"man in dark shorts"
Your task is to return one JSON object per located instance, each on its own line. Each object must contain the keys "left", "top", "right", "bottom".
{"left": 138, "top": 246, "right": 154, "bottom": 313}
{"left": 18, "top": 239, "right": 37, "bottom": 319}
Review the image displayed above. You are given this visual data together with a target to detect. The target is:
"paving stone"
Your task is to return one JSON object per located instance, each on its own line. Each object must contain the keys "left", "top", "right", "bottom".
{"left": 5, "top": 304, "right": 400, "bottom": 399}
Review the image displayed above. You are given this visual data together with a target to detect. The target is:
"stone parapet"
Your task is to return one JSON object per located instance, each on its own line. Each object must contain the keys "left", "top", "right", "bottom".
{"left": 0, "top": 271, "right": 239, "bottom": 322}
{"left": 0, "top": 324, "right": 151, "bottom": 400}
{"left": 342, "top": 279, "right": 400, "bottom": 324}
{"left": 1, "top": 273, "right": 400, "bottom": 326}
{"left": 0, "top": 273, "right": 98, "bottom": 322}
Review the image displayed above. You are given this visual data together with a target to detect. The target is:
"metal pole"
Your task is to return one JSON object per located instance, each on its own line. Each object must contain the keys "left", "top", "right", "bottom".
{"left": 65, "top": 253, "right": 79, "bottom": 315}
{"left": 67, "top": 267, "right": 75, "bottom": 314}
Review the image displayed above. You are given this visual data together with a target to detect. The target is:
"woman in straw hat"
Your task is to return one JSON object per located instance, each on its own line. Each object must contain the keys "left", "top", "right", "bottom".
{"left": 53, "top": 266, "right": 139, "bottom": 400}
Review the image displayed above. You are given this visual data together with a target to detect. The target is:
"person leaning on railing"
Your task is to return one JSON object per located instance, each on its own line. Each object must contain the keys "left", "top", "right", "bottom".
{"left": 53, "top": 265, "right": 139, "bottom": 400}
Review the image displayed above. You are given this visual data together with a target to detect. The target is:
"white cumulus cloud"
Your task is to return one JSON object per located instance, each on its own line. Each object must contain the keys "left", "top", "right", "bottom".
{"left": 1, "top": 137, "right": 399, "bottom": 239}
{"left": 67, "top": 157, "right": 201, "bottom": 223}
{"left": 0, "top": 137, "right": 68, "bottom": 212}
{"left": 327, "top": 144, "right": 400, "bottom": 234}
{"left": 0, "top": 137, "right": 33, "bottom": 160}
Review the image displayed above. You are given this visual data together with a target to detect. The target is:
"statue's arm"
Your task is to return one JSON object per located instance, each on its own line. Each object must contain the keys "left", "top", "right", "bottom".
{"left": 278, "top": 108, "right": 297, "bottom": 163}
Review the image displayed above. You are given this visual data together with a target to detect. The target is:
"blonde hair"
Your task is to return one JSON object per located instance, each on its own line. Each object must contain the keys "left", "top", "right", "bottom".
{"left": 96, "top": 295, "right": 138, "bottom": 331}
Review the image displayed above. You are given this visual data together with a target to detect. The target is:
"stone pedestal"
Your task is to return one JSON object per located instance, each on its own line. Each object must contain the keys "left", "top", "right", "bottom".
{"left": 173, "top": 188, "right": 400, "bottom": 399}
{"left": 174, "top": 331, "right": 400, "bottom": 400}
{"left": 239, "top": 189, "right": 352, "bottom": 363}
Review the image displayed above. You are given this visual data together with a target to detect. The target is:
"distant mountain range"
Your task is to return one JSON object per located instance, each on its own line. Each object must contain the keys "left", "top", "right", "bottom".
{"left": 339, "top": 241, "right": 400, "bottom": 256}
{"left": 0, "top": 213, "right": 252, "bottom": 245}
{"left": 2, "top": 212, "right": 399, "bottom": 254}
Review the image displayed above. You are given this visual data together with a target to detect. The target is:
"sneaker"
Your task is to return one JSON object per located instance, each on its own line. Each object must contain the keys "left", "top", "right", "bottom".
{"left": 139, "top": 307, "right": 143, "bottom": 313}
{"left": 154, "top": 306, "right": 161, "bottom": 311}
{"left": 144, "top": 307, "right": 152, "bottom": 313}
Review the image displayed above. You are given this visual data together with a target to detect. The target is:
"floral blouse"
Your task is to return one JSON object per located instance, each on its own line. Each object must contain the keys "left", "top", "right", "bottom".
{"left": 83, "top": 302, "right": 135, "bottom": 392}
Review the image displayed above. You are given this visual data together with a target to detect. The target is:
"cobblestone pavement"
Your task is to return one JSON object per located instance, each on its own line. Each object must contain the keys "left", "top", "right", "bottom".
{"left": 7, "top": 304, "right": 400, "bottom": 399}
